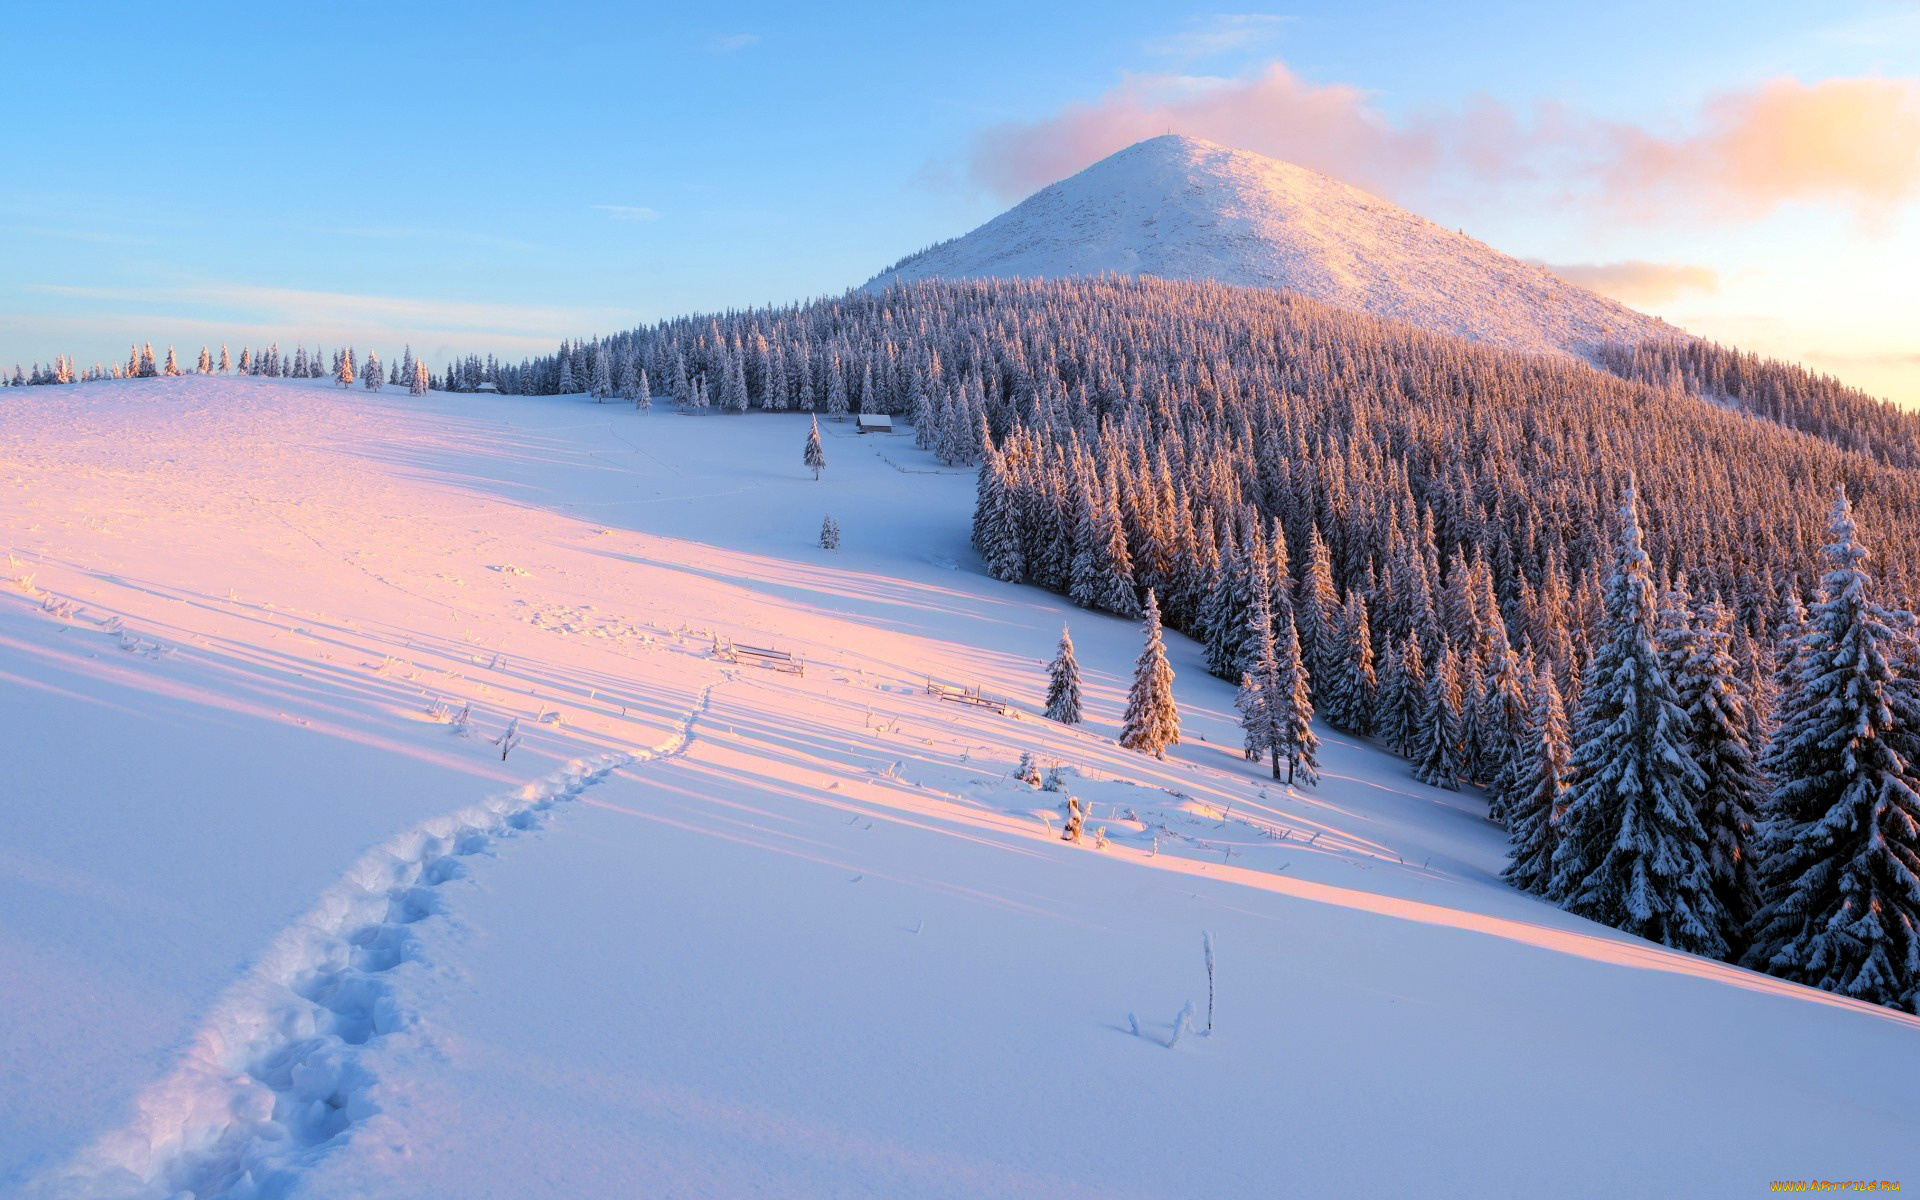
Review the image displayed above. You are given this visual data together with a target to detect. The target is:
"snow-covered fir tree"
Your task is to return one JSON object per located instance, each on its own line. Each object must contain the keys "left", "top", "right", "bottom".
{"left": 1413, "top": 639, "right": 1467, "bottom": 790}
{"left": 1119, "top": 589, "right": 1179, "bottom": 758}
{"left": 363, "top": 350, "right": 383, "bottom": 391}
{"left": 819, "top": 514, "right": 840, "bottom": 550}
{"left": 1273, "top": 601, "right": 1319, "bottom": 784}
{"left": 804, "top": 416, "right": 825, "bottom": 480}
{"left": 1377, "top": 633, "right": 1427, "bottom": 756}
{"left": 1503, "top": 665, "right": 1571, "bottom": 894}
{"left": 1548, "top": 483, "right": 1726, "bottom": 958}
{"left": 1044, "top": 625, "right": 1083, "bottom": 724}
{"left": 1745, "top": 488, "right": 1920, "bottom": 1010}
{"left": 1236, "top": 588, "right": 1315, "bottom": 783}
{"left": 410, "top": 359, "right": 430, "bottom": 396}
{"left": 335, "top": 347, "right": 354, "bottom": 389}
{"left": 1671, "top": 592, "right": 1764, "bottom": 948}
{"left": 1321, "top": 589, "right": 1376, "bottom": 735}
{"left": 591, "top": 345, "right": 613, "bottom": 400}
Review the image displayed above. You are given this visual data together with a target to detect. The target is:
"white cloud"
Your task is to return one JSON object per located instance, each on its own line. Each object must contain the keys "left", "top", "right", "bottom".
{"left": 712, "top": 32, "right": 760, "bottom": 52}
{"left": 1145, "top": 14, "right": 1290, "bottom": 62}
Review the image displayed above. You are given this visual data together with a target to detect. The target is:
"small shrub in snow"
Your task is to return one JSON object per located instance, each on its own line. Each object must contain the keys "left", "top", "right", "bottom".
{"left": 1060, "top": 795, "right": 1085, "bottom": 843}
{"left": 1203, "top": 931, "right": 1216, "bottom": 1035}
{"left": 1167, "top": 1000, "right": 1196, "bottom": 1049}
{"left": 493, "top": 717, "right": 522, "bottom": 761}
{"left": 1016, "top": 751, "right": 1041, "bottom": 786}
{"left": 1041, "top": 766, "right": 1066, "bottom": 792}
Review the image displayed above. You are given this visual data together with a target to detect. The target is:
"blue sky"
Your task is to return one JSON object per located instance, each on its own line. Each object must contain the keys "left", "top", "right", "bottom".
{"left": 3, "top": 1, "right": 1915, "bottom": 400}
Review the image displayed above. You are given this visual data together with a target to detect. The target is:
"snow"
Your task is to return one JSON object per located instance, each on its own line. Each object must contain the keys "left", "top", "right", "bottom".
{"left": 3, "top": 375, "right": 1915, "bottom": 1198}
{"left": 869, "top": 134, "right": 1678, "bottom": 359}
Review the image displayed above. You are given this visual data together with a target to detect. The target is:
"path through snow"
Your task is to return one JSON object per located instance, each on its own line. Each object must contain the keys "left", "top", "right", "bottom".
{"left": 31, "top": 678, "right": 724, "bottom": 1200}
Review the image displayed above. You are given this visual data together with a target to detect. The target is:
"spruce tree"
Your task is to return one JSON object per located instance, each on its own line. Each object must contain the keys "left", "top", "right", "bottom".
{"left": 1503, "top": 666, "right": 1571, "bottom": 894}
{"left": 1548, "top": 484, "right": 1726, "bottom": 958}
{"left": 1413, "top": 640, "right": 1467, "bottom": 791}
{"left": 1745, "top": 488, "right": 1920, "bottom": 1010}
{"left": 1273, "top": 604, "right": 1319, "bottom": 784}
{"left": 1322, "top": 590, "right": 1376, "bottom": 735}
{"left": 410, "top": 360, "right": 430, "bottom": 396}
{"left": 1377, "top": 633, "right": 1427, "bottom": 756}
{"left": 1296, "top": 525, "right": 1339, "bottom": 699}
{"left": 804, "top": 416, "right": 825, "bottom": 480}
{"left": 335, "top": 347, "right": 354, "bottom": 389}
{"left": 1120, "top": 589, "right": 1179, "bottom": 758}
{"left": 1235, "top": 589, "right": 1286, "bottom": 778}
{"left": 363, "top": 350, "right": 383, "bottom": 391}
{"left": 819, "top": 514, "right": 840, "bottom": 550}
{"left": 1674, "top": 594, "right": 1763, "bottom": 948}
{"left": 592, "top": 345, "right": 613, "bottom": 400}
{"left": 1045, "top": 625, "right": 1083, "bottom": 725}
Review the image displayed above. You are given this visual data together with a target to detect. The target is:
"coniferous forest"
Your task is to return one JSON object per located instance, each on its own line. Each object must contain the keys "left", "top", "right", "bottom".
{"left": 17, "top": 275, "right": 1920, "bottom": 1012}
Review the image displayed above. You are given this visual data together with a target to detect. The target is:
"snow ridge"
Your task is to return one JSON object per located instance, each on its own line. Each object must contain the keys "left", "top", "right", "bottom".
{"left": 33, "top": 679, "right": 720, "bottom": 1200}
{"left": 868, "top": 134, "right": 1677, "bottom": 359}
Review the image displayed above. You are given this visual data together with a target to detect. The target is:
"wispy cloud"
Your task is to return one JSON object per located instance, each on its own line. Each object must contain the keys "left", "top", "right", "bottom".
{"left": 590, "top": 204, "right": 661, "bottom": 222}
{"left": 1535, "top": 260, "right": 1720, "bottom": 306}
{"left": 711, "top": 32, "right": 759, "bottom": 52}
{"left": 24, "top": 282, "right": 633, "bottom": 342}
{"left": 962, "top": 62, "right": 1920, "bottom": 226}
{"left": 1145, "top": 14, "right": 1290, "bottom": 63}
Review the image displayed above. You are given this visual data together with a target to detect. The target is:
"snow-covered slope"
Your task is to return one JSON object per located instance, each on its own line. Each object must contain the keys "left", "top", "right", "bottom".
{"left": 4, "top": 377, "right": 1915, "bottom": 1198}
{"left": 871, "top": 135, "right": 1677, "bottom": 358}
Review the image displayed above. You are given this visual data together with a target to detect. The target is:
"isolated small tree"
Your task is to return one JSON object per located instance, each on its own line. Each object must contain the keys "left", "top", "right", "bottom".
{"left": 1045, "top": 625, "right": 1083, "bottom": 724}
{"left": 819, "top": 514, "right": 840, "bottom": 550}
{"left": 804, "top": 416, "right": 826, "bottom": 480}
{"left": 363, "top": 350, "right": 383, "bottom": 391}
{"left": 1120, "top": 589, "right": 1180, "bottom": 758}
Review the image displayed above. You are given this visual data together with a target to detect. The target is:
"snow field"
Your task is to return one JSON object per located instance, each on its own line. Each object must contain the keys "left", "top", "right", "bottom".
{"left": 3, "top": 375, "right": 1915, "bottom": 1198}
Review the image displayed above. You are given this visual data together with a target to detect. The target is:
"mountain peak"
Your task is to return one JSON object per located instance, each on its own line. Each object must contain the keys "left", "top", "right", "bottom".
{"left": 870, "top": 136, "right": 1674, "bottom": 358}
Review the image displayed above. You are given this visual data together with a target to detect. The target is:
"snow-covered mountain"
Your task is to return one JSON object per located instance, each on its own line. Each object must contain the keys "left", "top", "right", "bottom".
{"left": 870, "top": 135, "right": 1676, "bottom": 359}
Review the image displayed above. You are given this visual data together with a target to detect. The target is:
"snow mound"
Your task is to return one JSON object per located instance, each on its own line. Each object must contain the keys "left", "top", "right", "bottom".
{"left": 869, "top": 134, "right": 1677, "bottom": 358}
